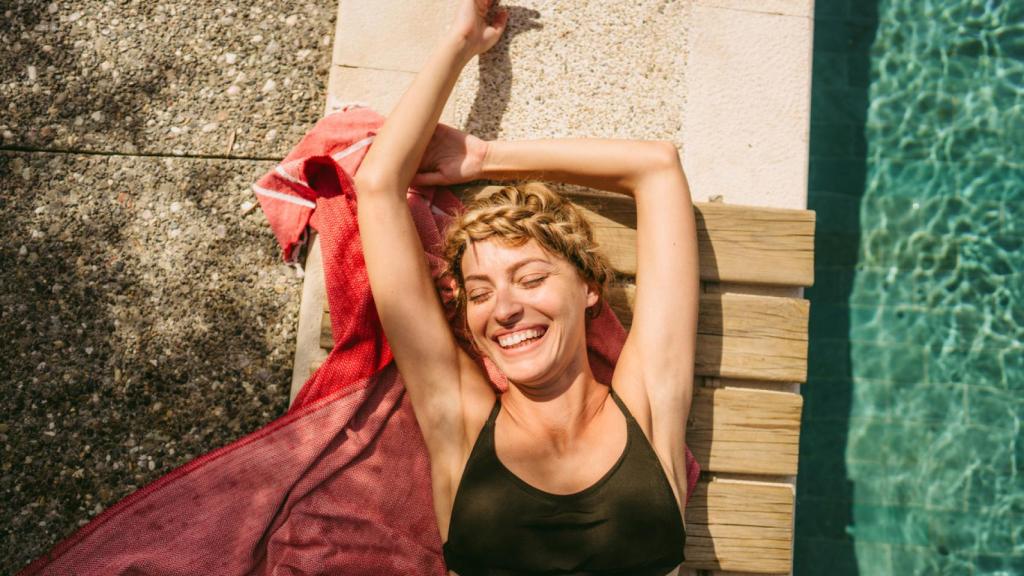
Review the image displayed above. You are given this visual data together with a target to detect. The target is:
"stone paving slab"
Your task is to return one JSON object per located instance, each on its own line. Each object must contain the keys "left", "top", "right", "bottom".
{"left": 0, "top": 151, "right": 300, "bottom": 572}
{"left": 0, "top": 0, "right": 335, "bottom": 158}
{"left": 695, "top": 0, "right": 814, "bottom": 18}
{"left": 682, "top": 3, "right": 813, "bottom": 208}
{"left": 325, "top": 64, "right": 416, "bottom": 116}
{"left": 332, "top": 0, "right": 454, "bottom": 72}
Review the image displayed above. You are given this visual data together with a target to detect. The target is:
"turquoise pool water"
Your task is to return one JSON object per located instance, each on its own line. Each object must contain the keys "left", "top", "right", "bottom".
{"left": 841, "top": 0, "right": 1021, "bottom": 572}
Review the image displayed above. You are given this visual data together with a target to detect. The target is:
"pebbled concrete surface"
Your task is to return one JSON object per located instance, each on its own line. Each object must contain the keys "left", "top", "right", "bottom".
{"left": 0, "top": 0, "right": 334, "bottom": 158}
{"left": 0, "top": 0, "right": 335, "bottom": 571}
{"left": 0, "top": 153, "right": 304, "bottom": 571}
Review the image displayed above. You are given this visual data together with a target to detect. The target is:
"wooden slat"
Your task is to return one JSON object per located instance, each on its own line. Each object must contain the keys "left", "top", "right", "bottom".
{"left": 454, "top": 188, "right": 815, "bottom": 287}
{"left": 322, "top": 291, "right": 809, "bottom": 382}
{"left": 608, "top": 289, "right": 809, "bottom": 382}
{"left": 684, "top": 479, "right": 795, "bottom": 574}
{"left": 687, "top": 387, "right": 802, "bottom": 475}
{"left": 576, "top": 194, "right": 815, "bottom": 287}
{"left": 290, "top": 233, "right": 330, "bottom": 403}
{"left": 320, "top": 309, "right": 334, "bottom": 350}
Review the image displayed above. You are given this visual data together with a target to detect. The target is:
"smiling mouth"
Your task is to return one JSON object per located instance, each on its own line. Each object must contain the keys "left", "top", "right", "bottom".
{"left": 495, "top": 327, "right": 548, "bottom": 349}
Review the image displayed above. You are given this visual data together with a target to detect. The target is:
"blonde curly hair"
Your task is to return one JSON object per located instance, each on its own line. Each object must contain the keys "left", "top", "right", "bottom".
{"left": 443, "top": 182, "right": 614, "bottom": 322}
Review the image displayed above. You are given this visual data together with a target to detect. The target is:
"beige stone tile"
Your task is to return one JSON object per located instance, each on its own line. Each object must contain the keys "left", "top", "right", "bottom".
{"left": 693, "top": 0, "right": 814, "bottom": 18}
{"left": 681, "top": 5, "right": 813, "bottom": 209}
{"left": 333, "top": 0, "right": 456, "bottom": 72}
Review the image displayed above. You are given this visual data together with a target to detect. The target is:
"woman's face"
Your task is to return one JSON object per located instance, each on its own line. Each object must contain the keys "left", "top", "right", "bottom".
{"left": 461, "top": 238, "right": 598, "bottom": 388}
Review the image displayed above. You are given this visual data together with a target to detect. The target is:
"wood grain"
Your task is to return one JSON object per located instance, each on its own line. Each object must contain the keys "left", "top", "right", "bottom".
{"left": 684, "top": 479, "right": 795, "bottom": 574}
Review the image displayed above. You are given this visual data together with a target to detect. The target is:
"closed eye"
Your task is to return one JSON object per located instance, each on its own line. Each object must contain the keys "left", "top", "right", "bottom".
{"left": 468, "top": 290, "right": 491, "bottom": 303}
{"left": 520, "top": 275, "right": 547, "bottom": 287}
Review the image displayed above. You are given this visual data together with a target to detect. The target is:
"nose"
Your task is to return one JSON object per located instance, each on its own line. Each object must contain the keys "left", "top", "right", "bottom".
{"left": 492, "top": 285, "right": 524, "bottom": 326}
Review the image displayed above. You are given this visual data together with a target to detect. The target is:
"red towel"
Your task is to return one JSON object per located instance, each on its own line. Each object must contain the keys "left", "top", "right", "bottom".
{"left": 20, "top": 107, "right": 699, "bottom": 575}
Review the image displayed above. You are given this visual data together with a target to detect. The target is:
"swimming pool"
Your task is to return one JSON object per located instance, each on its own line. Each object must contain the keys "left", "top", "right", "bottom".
{"left": 798, "top": 0, "right": 1022, "bottom": 573}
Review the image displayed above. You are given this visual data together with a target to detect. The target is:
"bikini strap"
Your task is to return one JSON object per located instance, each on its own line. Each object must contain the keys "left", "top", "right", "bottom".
{"left": 608, "top": 387, "right": 637, "bottom": 423}
{"left": 485, "top": 396, "right": 502, "bottom": 427}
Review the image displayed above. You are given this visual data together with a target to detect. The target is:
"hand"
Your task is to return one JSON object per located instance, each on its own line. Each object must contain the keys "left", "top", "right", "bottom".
{"left": 412, "top": 124, "right": 489, "bottom": 187}
{"left": 449, "top": 0, "right": 509, "bottom": 57}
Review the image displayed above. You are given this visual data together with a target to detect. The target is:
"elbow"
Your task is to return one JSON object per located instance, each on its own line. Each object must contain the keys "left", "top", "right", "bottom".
{"left": 649, "top": 141, "right": 683, "bottom": 173}
{"left": 353, "top": 168, "right": 400, "bottom": 197}
{"left": 638, "top": 141, "right": 689, "bottom": 197}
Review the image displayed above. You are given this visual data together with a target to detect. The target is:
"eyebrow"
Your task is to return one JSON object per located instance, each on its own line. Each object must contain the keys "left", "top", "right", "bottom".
{"left": 464, "top": 257, "right": 551, "bottom": 283}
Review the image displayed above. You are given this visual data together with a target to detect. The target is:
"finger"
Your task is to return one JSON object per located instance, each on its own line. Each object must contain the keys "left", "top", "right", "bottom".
{"left": 488, "top": 8, "right": 509, "bottom": 36}
{"left": 411, "top": 172, "right": 447, "bottom": 187}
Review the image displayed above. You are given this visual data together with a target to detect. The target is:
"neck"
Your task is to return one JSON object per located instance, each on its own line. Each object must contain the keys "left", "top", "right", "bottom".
{"left": 500, "top": 352, "right": 610, "bottom": 452}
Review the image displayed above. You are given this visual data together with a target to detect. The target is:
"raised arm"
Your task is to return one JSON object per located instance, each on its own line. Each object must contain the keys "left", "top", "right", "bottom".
{"left": 351, "top": 1, "right": 508, "bottom": 471}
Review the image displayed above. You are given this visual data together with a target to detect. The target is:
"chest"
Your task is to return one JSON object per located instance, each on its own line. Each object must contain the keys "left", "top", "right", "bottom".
{"left": 444, "top": 421, "right": 685, "bottom": 575}
{"left": 492, "top": 407, "right": 628, "bottom": 495}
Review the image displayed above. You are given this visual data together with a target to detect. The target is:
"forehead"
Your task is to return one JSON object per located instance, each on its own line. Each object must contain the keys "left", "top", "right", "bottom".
{"left": 461, "top": 238, "right": 555, "bottom": 278}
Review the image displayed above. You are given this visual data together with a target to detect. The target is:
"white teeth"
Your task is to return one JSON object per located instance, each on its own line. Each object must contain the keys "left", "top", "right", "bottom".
{"left": 497, "top": 328, "right": 545, "bottom": 348}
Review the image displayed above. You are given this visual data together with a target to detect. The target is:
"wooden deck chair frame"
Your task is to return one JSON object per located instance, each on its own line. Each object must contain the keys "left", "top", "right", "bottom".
{"left": 289, "top": 183, "right": 814, "bottom": 574}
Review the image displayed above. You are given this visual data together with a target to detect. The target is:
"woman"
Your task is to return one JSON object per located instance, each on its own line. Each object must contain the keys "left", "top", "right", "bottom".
{"left": 354, "top": 1, "right": 698, "bottom": 574}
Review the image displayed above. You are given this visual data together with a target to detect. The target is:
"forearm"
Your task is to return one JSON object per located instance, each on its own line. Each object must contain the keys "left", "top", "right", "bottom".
{"left": 356, "top": 36, "right": 473, "bottom": 191}
{"left": 479, "top": 139, "right": 685, "bottom": 196}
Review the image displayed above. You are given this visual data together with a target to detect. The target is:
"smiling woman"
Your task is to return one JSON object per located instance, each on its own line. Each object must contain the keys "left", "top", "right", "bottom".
{"left": 350, "top": 0, "right": 699, "bottom": 574}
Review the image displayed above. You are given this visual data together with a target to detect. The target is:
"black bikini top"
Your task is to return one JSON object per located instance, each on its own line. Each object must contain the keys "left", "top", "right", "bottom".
{"left": 442, "top": 388, "right": 685, "bottom": 576}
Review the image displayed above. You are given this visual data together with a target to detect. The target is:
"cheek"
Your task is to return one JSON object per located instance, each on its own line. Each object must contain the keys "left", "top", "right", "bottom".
{"left": 465, "top": 303, "right": 491, "bottom": 340}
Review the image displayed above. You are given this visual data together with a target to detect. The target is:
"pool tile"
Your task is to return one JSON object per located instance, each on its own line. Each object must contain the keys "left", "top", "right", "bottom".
{"left": 808, "top": 267, "right": 857, "bottom": 305}
{"left": 810, "top": 122, "right": 859, "bottom": 158}
{"left": 852, "top": 504, "right": 931, "bottom": 546}
{"left": 810, "top": 191, "right": 863, "bottom": 234}
{"left": 966, "top": 386, "right": 1023, "bottom": 428}
{"left": 810, "top": 303, "right": 853, "bottom": 340}
{"left": 795, "top": 537, "right": 863, "bottom": 576}
{"left": 889, "top": 544, "right": 977, "bottom": 575}
{"left": 814, "top": 234, "right": 861, "bottom": 267}
{"left": 802, "top": 377, "right": 855, "bottom": 421}
{"left": 928, "top": 345, "right": 1008, "bottom": 388}
{"left": 852, "top": 340, "right": 927, "bottom": 384}
{"left": 795, "top": 496, "right": 855, "bottom": 540}
{"left": 809, "top": 338, "right": 853, "bottom": 380}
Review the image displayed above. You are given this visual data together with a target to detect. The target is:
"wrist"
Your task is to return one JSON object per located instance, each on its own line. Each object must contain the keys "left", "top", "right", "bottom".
{"left": 478, "top": 139, "right": 513, "bottom": 179}
{"left": 439, "top": 33, "right": 476, "bottom": 66}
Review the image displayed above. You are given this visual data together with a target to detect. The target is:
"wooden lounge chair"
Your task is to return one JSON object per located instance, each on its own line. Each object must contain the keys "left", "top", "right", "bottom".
{"left": 289, "top": 190, "right": 814, "bottom": 574}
